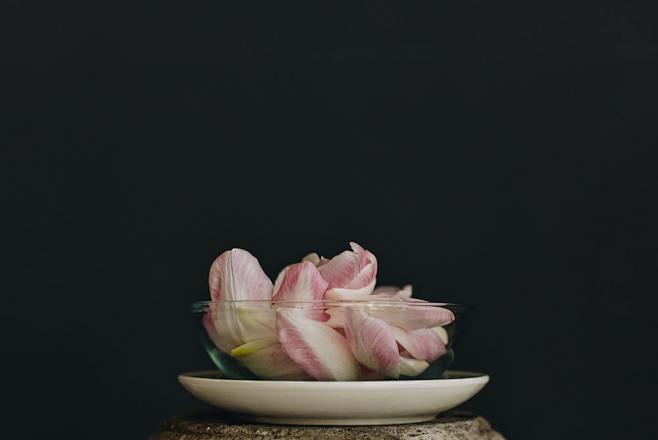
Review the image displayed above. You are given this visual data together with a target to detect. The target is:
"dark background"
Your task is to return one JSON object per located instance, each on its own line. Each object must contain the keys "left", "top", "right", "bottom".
{"left": 2, "top": 1, "right": 656, "bottom": 439}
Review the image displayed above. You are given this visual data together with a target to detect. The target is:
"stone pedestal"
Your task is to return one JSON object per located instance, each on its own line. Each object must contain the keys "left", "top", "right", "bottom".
{"left": 150, "top": 411, "right": 505, "bottom": 440}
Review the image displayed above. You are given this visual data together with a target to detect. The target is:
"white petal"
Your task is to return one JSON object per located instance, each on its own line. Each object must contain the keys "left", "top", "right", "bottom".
{"left": 302, "top": 252, "right": 321, "bottom": 265}
{"left": 433, "top": 326, "right": 449, "bottom": 344}
{"left": 399, "top": 357, "right": 430, "bottom": 376}
{"left": 372, "top": 285, "right": 401, "bottom": 295}
{"left": 324, "top": 279, "right": 376, "bottom": 300}
{"left": 209, "top": 302, "right": 276, "bottom": 352}
{"left": 231, "top": 341, "right": 310, "bottom": 380}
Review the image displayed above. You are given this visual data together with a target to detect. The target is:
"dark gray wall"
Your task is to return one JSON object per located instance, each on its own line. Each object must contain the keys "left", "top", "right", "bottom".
{"left": 2, "top": 1, "right": 655, "bottom": 438}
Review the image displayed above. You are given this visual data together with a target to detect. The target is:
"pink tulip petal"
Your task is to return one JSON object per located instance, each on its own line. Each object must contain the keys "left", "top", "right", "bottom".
{"left": 320, "top": 243, "right": 377, "bottom": 300}
{"left": 318, "top": 250, "right": 361, "bottom": 289}
{"left": 208, "top": 248, "right": 273, "bottom": 301}
{"left": 343, "top": 308, "right": 400, "bottom": 379}
{"left": 272, "top": 262, "right": 329, "bottom": 320}
{"left": 325, "top": 300, "right": 452, "bottom": 332}
{"left": 277, "top": 309, "right": 360, "bottom": 381}
{"left": 399, "top": 356, "right": 430, "bottom": 376}
{"left": 231, "top": 341, "right": 311, "bottom": 380}
{"left": 273, "top": 253, "right": 325, "bottom": 294}
{"left": 273, "top": 261, "right": 328, "bottom": 302}
{"left": 392, "top": 327, "right": 447, "bottom": 363}
{"left": 369, "top": 304, "right": 454, "bottom": 331}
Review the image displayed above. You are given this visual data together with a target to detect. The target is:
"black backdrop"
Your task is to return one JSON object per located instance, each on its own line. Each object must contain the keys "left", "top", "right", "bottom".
{"left": 2, "top": 1, "right": 656, "bottom": 439}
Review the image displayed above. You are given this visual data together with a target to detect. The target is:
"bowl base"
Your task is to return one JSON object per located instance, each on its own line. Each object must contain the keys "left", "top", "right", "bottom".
{"left": 237, "top": 414, "right": 437, "bottom": 426}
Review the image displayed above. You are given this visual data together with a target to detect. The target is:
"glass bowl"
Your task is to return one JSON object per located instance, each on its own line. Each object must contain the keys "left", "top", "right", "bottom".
{"left": 192, "top": 300, "right": 465, "bottom": 381}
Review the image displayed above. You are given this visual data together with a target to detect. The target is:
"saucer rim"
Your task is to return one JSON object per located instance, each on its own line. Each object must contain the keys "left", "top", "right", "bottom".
{"left": 178, "top": 369, "right": 489, "bottom": 388}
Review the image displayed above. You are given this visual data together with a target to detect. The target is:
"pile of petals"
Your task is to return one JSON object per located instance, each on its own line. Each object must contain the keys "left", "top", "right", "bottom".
{"left": 204, "top": 242, "right": 455, "bottom": 381}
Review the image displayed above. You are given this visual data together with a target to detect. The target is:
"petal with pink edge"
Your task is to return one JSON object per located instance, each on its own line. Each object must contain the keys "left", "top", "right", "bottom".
{"left": 324, "top": 307, "right": 343, "bottom": 328}
{"left": 344, "top": 262, "right": 376, "bottom": 290}
{"left": 350, "top": 243, "right": 378, "bottom": 290}
{"left": 273, "top": 253, "right": 327, "bottom": 294}
{"left": 392, "top": 327, "right": 447, "bottom": 363}
{"left": 277, "top": 309, "right": 360, "bottom": 381}
{"left": 272, "top": 265, "right": 290, "bottom": 298}
{"left": 343, "top": 307, "right": 400, "bottom": 379}
{"left": 273, "top": 262, "right": 328, "bottom": 302}
{"left": 321, "top": 243, "right": 378, "bottom": 300}
{"left": 350, "top": 242, "right": 378, "bottom": 277}
{"left": 318, "top": 250, "right": 361, "bottom": 289}
{"left": 208, "top": 248, "right": 273, "bottom": 301}
{"left": 272, "top": 262, "right": 329, "bottom": 320}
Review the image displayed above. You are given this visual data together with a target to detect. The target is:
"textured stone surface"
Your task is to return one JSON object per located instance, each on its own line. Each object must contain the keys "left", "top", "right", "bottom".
{"left": 150, "top": 411, "right": 505, "bottom": 440}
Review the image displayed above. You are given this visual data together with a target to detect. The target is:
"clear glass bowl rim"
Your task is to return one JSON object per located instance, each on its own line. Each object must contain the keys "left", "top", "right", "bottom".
{"left": 191, "top": 300, "right": 466, "bottom": 312}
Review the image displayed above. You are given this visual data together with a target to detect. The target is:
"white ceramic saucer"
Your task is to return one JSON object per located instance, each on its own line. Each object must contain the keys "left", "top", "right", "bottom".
{"left": 178, "top": 370, "right": 489, "bottom": 426}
